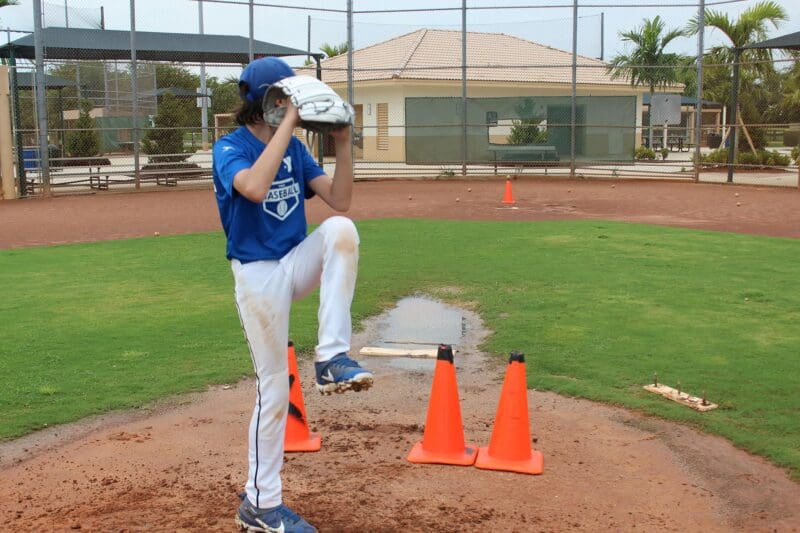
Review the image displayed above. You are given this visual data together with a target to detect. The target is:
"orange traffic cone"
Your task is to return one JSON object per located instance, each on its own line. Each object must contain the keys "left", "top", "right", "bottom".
{"left": 474, "top": 352, "right": 543, "bottom": 474}
{"left": 502, "top": 179, "right": 516, "bottom": 205}
{"left": 407, "top": 344, "right": 478, "bottom": 466}
{"left": 284, "top": 341, "right": 321, "bottom": 452}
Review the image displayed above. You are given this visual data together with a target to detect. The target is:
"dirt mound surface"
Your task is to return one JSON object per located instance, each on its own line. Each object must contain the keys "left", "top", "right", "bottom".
{"left": 1, "top": 302, "right": 798, "bottom": 531}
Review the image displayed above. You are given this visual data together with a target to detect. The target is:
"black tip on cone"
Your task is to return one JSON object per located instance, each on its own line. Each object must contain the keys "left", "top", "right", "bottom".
{"left": 288, "top": 340, "right": 294, "bottom": 347}
{"left": 437, "top": 344, "right": 454, "bottom": 363}
{"left": 508, "top": 351, "right": 525, "bottom": 363}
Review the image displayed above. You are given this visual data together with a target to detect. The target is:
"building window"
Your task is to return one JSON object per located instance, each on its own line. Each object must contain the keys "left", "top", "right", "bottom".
{"left": 377, "top": 103, "right": 388, "bottom": 151}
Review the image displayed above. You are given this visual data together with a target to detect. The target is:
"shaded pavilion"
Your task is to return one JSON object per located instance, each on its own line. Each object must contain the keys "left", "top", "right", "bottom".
{"left": 0, "top": 27, "right": 320, "bottom": 194}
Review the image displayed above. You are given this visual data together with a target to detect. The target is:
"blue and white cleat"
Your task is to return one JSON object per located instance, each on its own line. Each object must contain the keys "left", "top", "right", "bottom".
{"left": 235, "top": 499, "right": 317, "bottom": 533}
{"left": 314, "top": 353, "right": 374, "bottom": 394}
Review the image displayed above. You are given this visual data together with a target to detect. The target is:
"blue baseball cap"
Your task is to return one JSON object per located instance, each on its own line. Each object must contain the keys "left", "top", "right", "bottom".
{"left": 239, "top": 57, "right": 296, "bottom": 102}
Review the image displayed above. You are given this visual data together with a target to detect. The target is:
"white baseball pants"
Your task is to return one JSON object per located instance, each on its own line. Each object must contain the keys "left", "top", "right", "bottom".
{"left": 231, "top": 216, "right": 360, "bottom": 509}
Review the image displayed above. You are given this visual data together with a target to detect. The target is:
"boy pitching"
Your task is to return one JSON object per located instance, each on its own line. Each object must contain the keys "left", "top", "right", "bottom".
{"left": 212, "top": 56, "right": 372, "bottom": 533}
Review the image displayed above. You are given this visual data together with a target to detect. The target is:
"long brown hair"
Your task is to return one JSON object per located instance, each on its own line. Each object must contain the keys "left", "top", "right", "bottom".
{"left": 235, "top": 84, "right": 264, "bottom": 126}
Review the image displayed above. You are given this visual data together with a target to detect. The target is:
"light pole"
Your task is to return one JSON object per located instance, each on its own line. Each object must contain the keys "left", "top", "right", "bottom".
{"left": 34, "top": 0, "right": 50, "bottom": 194}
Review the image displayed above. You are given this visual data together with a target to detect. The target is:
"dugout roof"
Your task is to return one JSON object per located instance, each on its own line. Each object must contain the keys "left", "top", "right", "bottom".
{"left": 0, "top": 27, "right": 320, "bottom": 63}
{"left": 744, "top": 31, "right": 800, "bottom": 51}
{"left": 14, "top": 72, "right": 78, "bottom": 88}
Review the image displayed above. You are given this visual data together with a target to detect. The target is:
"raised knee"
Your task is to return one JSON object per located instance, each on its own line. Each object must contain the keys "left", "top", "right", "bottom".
{"left": 322, "top": 216, "right": 359, "bottom": 254}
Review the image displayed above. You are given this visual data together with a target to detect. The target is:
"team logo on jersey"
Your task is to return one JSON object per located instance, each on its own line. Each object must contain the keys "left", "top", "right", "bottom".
{"left": 263, "top": 177, "right": 300, "bottom": 221}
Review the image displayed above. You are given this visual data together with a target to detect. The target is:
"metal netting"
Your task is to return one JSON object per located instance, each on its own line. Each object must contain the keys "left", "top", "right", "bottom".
{"left": 0, "top": 0, "right": 797, "bottom": 198}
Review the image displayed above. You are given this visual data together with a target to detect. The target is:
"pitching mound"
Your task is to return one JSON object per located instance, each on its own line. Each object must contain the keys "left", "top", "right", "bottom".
{"left": 1, "top": 298, "right": 798, "bottom": 531}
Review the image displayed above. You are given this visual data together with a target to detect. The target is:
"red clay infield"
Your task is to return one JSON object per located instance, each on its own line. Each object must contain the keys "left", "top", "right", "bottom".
{"left": 1, "top": 178, "right": 799, "bottom": 249}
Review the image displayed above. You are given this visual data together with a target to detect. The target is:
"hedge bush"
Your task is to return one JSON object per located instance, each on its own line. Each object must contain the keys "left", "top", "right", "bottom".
{"left": 696, "top": 148, "right": 791, "bottom": 168}
{"left": 634, "top": 146, "right": 656, "bottom": 160}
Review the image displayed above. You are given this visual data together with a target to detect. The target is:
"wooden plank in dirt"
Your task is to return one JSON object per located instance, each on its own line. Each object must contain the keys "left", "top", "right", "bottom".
{"left": 643, "top": 384, "right": 718, "bottom": 412}
{"left": 359, "top": 346, "right": 438, "bottom": 358}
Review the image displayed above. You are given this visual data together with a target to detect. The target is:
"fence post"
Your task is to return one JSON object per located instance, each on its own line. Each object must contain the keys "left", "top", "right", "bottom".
{"left": 33, "top": 0, "right": 51, "bottom": 195}
{"left": 130, "top": 0, "right": 140, "bottom": 188}
{"left": 347, "top": 0, "right": 354, "bottom": 164}
{"left": 8, "top": 53, "right": 26, "bottom": 197}
{"left": 249, "top": 0, "right": 254, "bottom": 62}
{"left": 570, "top": 0, "right": 577, "bottom": 179}
{"left": 198, "top": 0, "right": 209, "bottom": 150}
{"left": 461, "top": 0, "right": 467, "bottom": 177}
{"left": 726, "top": 48, "right": 740, "bottom": 184}
{"left": 694, "top": 0, "right": 704, "bottom": 183}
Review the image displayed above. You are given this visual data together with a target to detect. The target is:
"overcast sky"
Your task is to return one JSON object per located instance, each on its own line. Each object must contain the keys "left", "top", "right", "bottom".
{"left": 1, "top": 0, "right": 797, "bottom": 77}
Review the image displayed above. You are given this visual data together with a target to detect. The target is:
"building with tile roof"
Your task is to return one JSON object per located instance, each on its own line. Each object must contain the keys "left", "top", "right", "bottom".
{"left": 299, "top": 29, "right": 661, "bottom": 164}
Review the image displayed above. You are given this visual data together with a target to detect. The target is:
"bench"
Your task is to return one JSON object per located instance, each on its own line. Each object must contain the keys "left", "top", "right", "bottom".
{"left": 667, "top": 137, "right": 690, "bottom": 152}
{"left": 83, "top": 165, "right": 111, "bottom": 190}
{"left": 89, "top": 172, "right": 110, "bottom": 190}
{"left": 648, "top": 138, "right": 691, "bottom": 152}
{"left": 488, "top": 145, "right": 559, "bottom": 174}
{"left": 140, "top": 163, "right": 211, "bottom": 187}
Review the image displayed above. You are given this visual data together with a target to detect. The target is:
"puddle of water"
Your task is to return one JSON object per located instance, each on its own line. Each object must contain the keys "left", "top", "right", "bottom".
{"left": 373, "top": 296, "right": 465, "bottom": 350}
{"left": 385, "top": 357, "right": 436, "bottom": 372}
{"left": 361, "top": 296, "right": 467, "bottom": 372}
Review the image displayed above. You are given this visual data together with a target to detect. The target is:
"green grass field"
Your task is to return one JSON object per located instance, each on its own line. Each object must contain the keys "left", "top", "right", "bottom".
{"left": 1, "top": 219, "right": 799, "bottom": 479}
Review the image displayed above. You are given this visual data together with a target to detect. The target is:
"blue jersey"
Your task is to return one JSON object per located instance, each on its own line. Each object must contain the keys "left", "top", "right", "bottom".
{"left": 212, "top": 126, "right": 326, "bottom": 263}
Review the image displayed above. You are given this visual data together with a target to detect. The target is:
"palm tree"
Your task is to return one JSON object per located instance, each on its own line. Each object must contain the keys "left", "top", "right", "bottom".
{"left": 319, "top": 42, "right": 348, "bottom": 59}
{"left": 688, "top": 1, "right": 787, "bottom": 70}
{"left": 687, "top": 1, "right": 787, "bottom": 160}
{"left": 303, "top": 43, "right": 349, "bottom": 66}
{"left": 608, "top": 16, "right": 687, "bottom": 148}
{"left": 687, "top": 0, "right": 787, "bottom": 104}
{"left": 0, "top": 1, "right": 19, "bottom": 7}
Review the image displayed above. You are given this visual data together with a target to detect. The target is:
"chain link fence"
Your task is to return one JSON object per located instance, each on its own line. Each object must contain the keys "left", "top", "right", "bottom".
{"left": 0, "top": 0, "right": 797, "bottom": 198}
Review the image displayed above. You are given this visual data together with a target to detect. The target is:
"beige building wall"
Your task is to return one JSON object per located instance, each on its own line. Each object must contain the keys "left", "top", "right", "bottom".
{"left": 344, "top": 85, "right": 407, "bottom": 162}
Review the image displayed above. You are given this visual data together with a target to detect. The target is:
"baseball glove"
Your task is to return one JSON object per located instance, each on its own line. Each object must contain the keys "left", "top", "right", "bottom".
{"left": 263, "top": 75, "right": 354, "bottom": 135}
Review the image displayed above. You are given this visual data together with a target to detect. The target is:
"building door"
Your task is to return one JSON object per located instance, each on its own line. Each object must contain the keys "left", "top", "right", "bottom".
{"left": 353, "top": 104, "right": 363, "bottom": 160}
